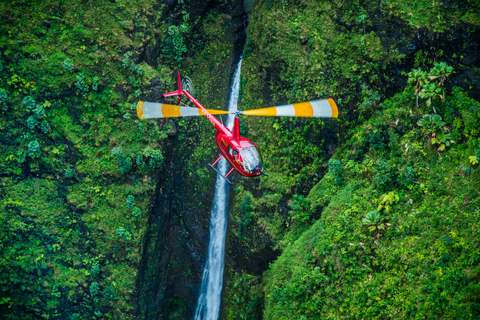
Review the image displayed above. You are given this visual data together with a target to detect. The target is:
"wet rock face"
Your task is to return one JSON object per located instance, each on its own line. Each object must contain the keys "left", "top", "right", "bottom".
{"left": 134, "top": 137, "right": 216, "bottom": 319}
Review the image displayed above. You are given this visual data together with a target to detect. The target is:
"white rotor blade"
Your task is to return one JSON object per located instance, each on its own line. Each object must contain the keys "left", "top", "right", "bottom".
{"left": 137, "top": 101, "right": 229, "bottom": 119}
{"left": 242, "top": 99, "right": 338, "bottom": 118}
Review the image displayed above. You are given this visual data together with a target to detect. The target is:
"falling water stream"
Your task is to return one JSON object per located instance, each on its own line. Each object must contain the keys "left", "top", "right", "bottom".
{"left": 193, "top": 57, "right": 243, "bottom": 320}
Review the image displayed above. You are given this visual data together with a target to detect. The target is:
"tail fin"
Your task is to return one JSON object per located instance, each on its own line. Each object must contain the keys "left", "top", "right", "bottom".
{"left": 163, "top": 71, "right": 183, "bottom": 103}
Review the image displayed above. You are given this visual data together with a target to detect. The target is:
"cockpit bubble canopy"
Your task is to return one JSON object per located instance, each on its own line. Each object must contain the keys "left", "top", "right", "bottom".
{"left": 238, "top": 143, "right": 264, "bottom": 174}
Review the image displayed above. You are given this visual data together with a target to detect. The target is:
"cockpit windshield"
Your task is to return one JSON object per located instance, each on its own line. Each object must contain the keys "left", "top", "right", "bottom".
{"left": 238, "top": 146, "right": 264, "bottom": 174}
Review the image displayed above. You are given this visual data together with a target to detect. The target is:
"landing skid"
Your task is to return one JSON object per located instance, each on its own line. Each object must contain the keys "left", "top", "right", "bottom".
{"left": 208, "top": 163, "right": 233, "bottom": 185}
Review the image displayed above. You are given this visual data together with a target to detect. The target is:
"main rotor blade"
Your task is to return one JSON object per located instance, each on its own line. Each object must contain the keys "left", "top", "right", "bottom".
{"left": 137, "top": 101, "right": 230, "bottom": 119}
{"left": 242, "top": 99, "right": 338, "bottom": 118}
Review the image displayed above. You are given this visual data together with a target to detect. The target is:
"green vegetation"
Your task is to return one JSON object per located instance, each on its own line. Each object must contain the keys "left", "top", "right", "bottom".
{"left": 227, "top": 75, "right": 480, "bottom": 319}
{"left": 0, "top": 0, "right": 237, "bottom": 318}
{"left": 261, "top": 82, "right": 480, "bottom": 319}
{"left": 1, "top": 0, "right": 479, "bottom": 318}
{"left": 0, "top": 0, "right": 181, "bottom": 315}
{"left": 224, "top": 0, "right": 480, "bottom": 319}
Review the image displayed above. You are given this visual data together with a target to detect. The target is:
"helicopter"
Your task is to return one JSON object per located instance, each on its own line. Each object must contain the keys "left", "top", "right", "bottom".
{"left": 137, "top": 72, "right": 338, "bottom": 184}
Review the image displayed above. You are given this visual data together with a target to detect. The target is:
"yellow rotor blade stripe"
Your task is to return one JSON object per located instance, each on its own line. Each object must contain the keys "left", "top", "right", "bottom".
{"left": 137, "top": 101, "right": 145, "bottom": 119}
{"left": 208, "top": 109, "right": 230, "bottom": 115}
{"left": 243, "top": 107, "right": 278, "bottom": 116}
{"left": 327, "top": 98, "right": 338, "bottom": 118}
{"left": 161, "top": 104, "right": 182, "bottom": 117}
{"left": 292, "top": 101, "right": 314, "bottom": 117}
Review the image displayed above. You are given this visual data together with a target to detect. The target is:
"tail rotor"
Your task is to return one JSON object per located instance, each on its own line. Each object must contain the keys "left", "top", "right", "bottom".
{"left": 182, "top": 76, "right": 195, "bottom": 97}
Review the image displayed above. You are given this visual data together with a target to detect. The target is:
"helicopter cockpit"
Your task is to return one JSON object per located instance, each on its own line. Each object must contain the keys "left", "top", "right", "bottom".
{"left": 238, "top": 144, "right": 264, "bottom": 175}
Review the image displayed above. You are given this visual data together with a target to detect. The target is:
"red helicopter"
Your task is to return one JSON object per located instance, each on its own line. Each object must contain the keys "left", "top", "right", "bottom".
{"left": 137, "top": 72, "right": 338, "bottom": 183}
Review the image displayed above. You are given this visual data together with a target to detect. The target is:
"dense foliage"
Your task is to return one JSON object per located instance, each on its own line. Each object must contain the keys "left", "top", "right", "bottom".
{"left": 0, "top": 0, "right": 169, "bottom": 318}
{"left": 261, "top": 84, "right": 480, "bottom": 319}
{"left": 1, "top": 0, "right": 479, "bottom": 319}
{"left": 224, "top": 0, "right": 480, "bottom": 319}
{"left": 0, "top": 0, "right": 238, "bottom": 318}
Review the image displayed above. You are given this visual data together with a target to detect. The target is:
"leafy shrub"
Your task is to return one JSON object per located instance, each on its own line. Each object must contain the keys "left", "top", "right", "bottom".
{"left": 417, "top": 114, "right": 445, "bottom": 133}
{"left": 362, "top": 210, "right": 381, "bottom": 226}
{"left": 90, "top": 263, "right": 100, "bottom": 276}
{"left": 92, "top": 76, "right": 99, "bottom": 91}
{"left": 374, "top": 159, "right": 396, "bottom": 191}
{"left": 149, "top": 149, "right": 163, "bottom": 169}
{"left": 126, "top": 195, "right": 135, "bottom": 209}
{"left": 289, "top": 194, "right": 311, "bottom": 223}
{"left": 89, "top": 282, "right": 100, "bottom": 296}
{"left": 238, "top": 195, "right": 253, "bottom": 238}
{"left": 75, "top": 73, "right": 90, "bottom": 97}
{"left": 129, "top": 76, "right": 139, "bottom": 87}
{"left": 367, "top": 129, "right": 386, "bottom": 150}
{"left": 444, "top": 86, "right": 480, "bottom": 138}
{"left": 418, "top": 114, "right": 455, "bottom": 151}
{"left": 362, "top": 210, "right": 390, "bottom": 237}
{"left": 328, "top": 159, "right": 343, "bottom": 185}
{"left": 122, "top": 51, "right": 143, "bottom": 75}
{"left": 24, "top": 97, "right": 51, "bottom": 134}
{"left": 360, "top": 83, "right": 381, "bottom": 112}
{"left": 27, "top": 140, "right": 41, "bottom": 158}
{"left": 0, "top": 88, "right": 8, "bottom": 111}
{"left": 104, "top": 286, "right": 118, "bottom": 301}
{"left": 23, "top": 96, "right": 36, "bottom": 110}
{"left": 117, "top": 153, "right": 132, "bottom": 174}
{"left": 33, "top": 104, "right": 45, "bottom": 118}
{"left": 377, "top": 191, "right": 399, "bottom": 213}
{"left": 162, "top": 25, "right": 188, "bottom": 65}
{"left": 400, "top": 166, "right": 415, "bottom": 187}
{"left": 115, "top": 227, "right": 126, "bottom": 237}
{"left": 111, "top": 147, "right": 132, "bottom": 174}
{"left": 27, "top": 116, "right": 38, "bottom": 129}
{"left": 136, "top": 152, "right": 147, "bottom": 170}
{"left": 408, "top": 62, "right": 453, "bottom": 111}
{"left": 115, "top": 227, "right": 131, "bottom": 241}
{"left": 132, "top": 207, "right": 141, "bottom": 219}
{"left": 243, "top": 36, "right": 254, "bottom": 59}
{"left": 65, "top": 168, "right": 75, "bottom": 178}
{"left": 122, "top": 51, "right": 133, "bottom": 66}
{"left": 63, "top": 58, "right": 74, "bottom": 72}
{"left": 40, "top": 120, "right": 51, "bottom": 133}
{"left": 111, "top": 146, "right": 122, "bottom": 156}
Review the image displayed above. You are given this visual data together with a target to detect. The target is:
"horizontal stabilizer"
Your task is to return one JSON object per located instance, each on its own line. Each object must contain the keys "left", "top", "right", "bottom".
{"left": 242, "top": 99, "right": 338, "bottom": 118}
{"left": 137, "top": 101, "right": 230, "bottom": 119}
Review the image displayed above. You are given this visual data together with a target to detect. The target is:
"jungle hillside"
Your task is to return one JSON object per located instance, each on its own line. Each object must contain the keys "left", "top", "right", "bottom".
{"left": 1, "top": 0, "right": 480, "bottom": 319}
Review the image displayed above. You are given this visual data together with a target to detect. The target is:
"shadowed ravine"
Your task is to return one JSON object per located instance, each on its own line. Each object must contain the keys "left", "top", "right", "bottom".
{"left": 193, "top": 58, "right": 243, "bottom": 320}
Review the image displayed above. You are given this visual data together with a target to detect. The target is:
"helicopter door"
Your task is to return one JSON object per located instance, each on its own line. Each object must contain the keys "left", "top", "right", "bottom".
{"left": 228, "top": 146, "right": 238, "bottom": 161}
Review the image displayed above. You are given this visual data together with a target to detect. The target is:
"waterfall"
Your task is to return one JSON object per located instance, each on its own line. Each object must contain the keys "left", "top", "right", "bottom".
{"left": 193, "top": 58, "right": 243, "bottom": 320}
